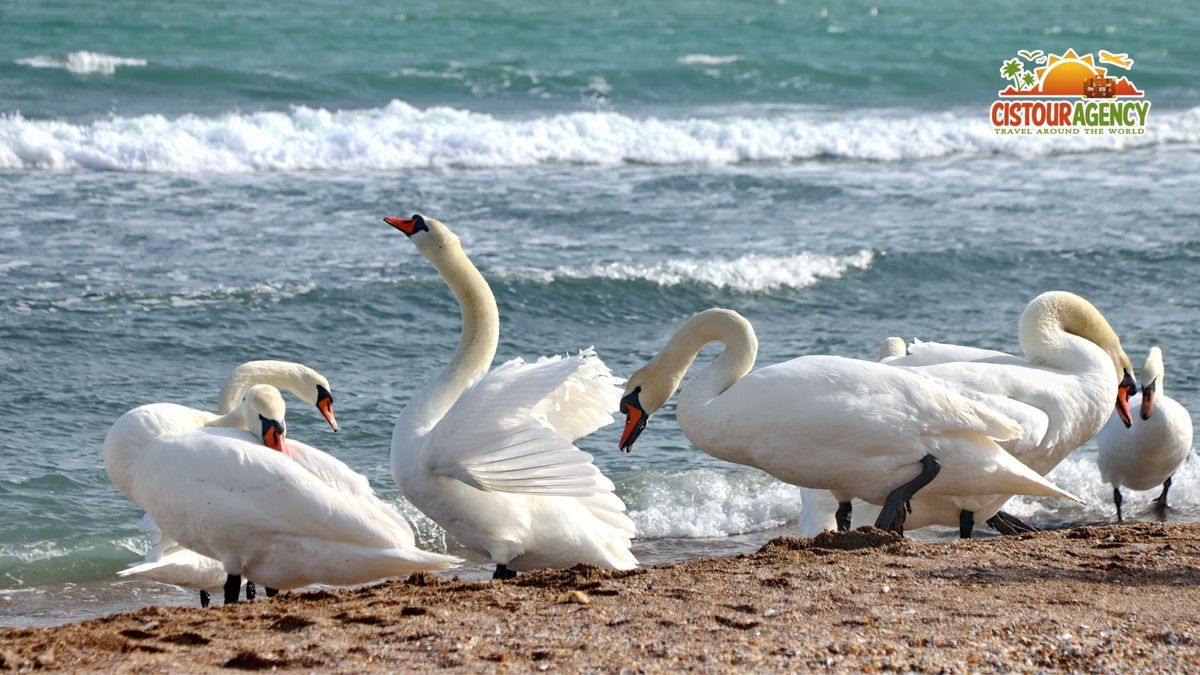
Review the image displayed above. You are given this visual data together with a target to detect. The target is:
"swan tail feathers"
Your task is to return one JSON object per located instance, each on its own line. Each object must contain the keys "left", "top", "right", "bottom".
{"left": 388, "top": 548, "right": 463, "bottom": 571}
{"left": 933, "top": 435, "right": 1085, "bottom": 504}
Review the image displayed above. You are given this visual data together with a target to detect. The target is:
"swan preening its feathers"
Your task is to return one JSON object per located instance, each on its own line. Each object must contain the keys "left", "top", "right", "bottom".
{"left": 618, "top": 307, "right": 1082, "bottom": 533}
{"left": 1097, "top": 347, "right": 1194, "bottom": 521}
{"left": 108, "top": 365, "right": 458, "bottom": 604}
{"left": 384, "top": 214, "right": 636, "bottom": 576}
{"left": 118, "top": 384, "right": 460, "bottom": 598}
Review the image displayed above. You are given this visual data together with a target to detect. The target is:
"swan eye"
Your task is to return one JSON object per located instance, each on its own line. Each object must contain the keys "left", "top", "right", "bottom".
{"left": 619, "top": 386, "right": 642, "bottom": 415}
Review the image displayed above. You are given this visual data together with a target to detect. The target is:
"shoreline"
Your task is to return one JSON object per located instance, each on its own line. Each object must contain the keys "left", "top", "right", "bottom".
{"left": 2, "top": 522, "right": 1199, "bottom": 672}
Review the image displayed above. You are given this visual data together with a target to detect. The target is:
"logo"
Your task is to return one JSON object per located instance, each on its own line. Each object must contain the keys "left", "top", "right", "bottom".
{"left": 990, "top": 48, "right": 1150, "bottom": 135}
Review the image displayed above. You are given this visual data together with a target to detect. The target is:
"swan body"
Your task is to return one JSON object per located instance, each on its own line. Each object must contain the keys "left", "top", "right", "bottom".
{"left": 1097, "top": 347, "right": 1193, "bottom": 519}
{"left": 384, "top": 214, "right": 636, "bottom": 574}
{"left": 619, "top": 309, "right": 1081, "bottom": 529}
{"left": 809, "top": 292, "right": 1133, "bottom": 533}
{"left": 124, "top": 385, "right": 461, "bottom": 590}
{"left": 106, "top": 362, "right": 341, "bottom": 595}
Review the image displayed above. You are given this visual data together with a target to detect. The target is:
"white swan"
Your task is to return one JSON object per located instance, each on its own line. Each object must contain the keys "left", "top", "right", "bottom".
{"left": 106, "top": 361, "right": 339, "bottom": 605}
{"left": 1097, "top": 346, "right": 1194, "bottom": 521}
{"left": 121, "top": 384, "right": 461, "bottom": 603}
{"left": 869, "top": 291, "right": 1136, "bottom": 537}
{"left": 617, "top": 308, "right": 1082, "bottom": 533}
{"left": 383, "top": 214, "right": 636, "bottom": 578}
{"left": 105, "top": 360, "right": 338, "bottom": 500}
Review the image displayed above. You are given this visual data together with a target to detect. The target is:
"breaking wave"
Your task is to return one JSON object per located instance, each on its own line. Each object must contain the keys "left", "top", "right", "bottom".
{"left": 15, "top": 51, "right": 147, "bottom": 76}
{"left": 2, "top": 101, "right": 1197, "bottom": 172}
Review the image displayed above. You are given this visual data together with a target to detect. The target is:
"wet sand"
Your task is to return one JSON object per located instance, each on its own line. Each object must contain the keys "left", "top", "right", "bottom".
{"left": 2, "top": 522, "right": 1199, "bottom": 672}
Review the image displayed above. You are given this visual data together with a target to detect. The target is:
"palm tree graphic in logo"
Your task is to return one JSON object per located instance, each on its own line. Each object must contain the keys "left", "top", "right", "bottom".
{"left": 1000, "top": 58, "right": 1026, "bottom": 92}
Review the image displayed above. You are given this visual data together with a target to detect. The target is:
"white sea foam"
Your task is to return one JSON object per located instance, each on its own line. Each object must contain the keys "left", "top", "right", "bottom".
{"left": 15, "top": 51, "right": 147, "bottom": 76}
{"left": 1004, "top": 449, "right": 1199, "bottom": 525}
{"left": 677, "top": 54, "right": 743, "bottom": 65}
{"left": 0, "top": 101, "right": 1197, "bottom": 172}
{"left": 507, "top": 250, "right": 874, "bottom": 292}
{"left": 626, "top": 469, "right": 806, "bottom": 538}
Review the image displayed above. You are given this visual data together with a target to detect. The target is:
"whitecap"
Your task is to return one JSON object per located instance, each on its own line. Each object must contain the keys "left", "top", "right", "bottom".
{"left": 15, "top": 51, "right": 147, "bottom": 76}
{"left": 0, "top": 101, "right": 1195, "bottom": 172}
{"left": 677, "top": 54, "right": 743, "bottom": 65}
{"left": 504, "top": 250, "right": 874, "bottom": 293}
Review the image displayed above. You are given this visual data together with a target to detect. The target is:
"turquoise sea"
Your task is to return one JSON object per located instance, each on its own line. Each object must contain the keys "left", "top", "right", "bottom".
{"left": 2, "top": 0, "right": 1198, "bottom": 626}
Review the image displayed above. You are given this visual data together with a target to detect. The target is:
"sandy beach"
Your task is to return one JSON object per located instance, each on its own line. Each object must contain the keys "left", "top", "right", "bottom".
{"left": 1, "top": 521, "right": 1197, "bottom": 672}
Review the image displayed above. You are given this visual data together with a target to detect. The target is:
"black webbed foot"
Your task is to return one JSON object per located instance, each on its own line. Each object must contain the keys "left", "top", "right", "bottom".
{"left": 986, "top": 510, "right": 1039, "bottom": 535}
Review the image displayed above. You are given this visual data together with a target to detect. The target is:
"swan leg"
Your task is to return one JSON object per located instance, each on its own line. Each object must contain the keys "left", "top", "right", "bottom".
{"left": 266, "top": 588, "right": 279, "bottom": 597}
{"left": 986, "top": 510, "right": 1039, "bottom": 535}
{"left": 199, "top": 590, "right": 210, "bottom": 608}
{"left": 1153, "top": 476, "right": 1172, "bottom": 512}
{"left": 874, "top": 454, "right": 941, "bottom": 535}
{"left": 958, "top": 510, "right": 974, "bottom": 539}
{"left": 223, "top": 575, "right": 241, "bottom": 604}
{"left": 835, "top": 502, "right": 853, "bottom": 532}
{"left": 245, "top": 581, "right": 256, "bottom": 600}
{"left": 1113, "top": 487, "right": 1124, "bottom": 522}
{"left": 492, "top": 564, "right": 517, "bottom": 580}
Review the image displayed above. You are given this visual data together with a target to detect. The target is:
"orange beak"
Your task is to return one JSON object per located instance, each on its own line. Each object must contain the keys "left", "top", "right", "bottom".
{"left": 1115, "top": 369, "right": 1136, "bottom": 428}
{"left": 1140, "top": 380, "right": 1157, "bottom": 420}
{"left": 263, "top": 424, "right": 287, "bottom": 455}
{"left": 316, "top": 389, "right": 339, "bottom": 432}
{"left": 384, "top": 215, "right": 428, "bottom": 237}
{"left": 618, "top": 389, "right": 648, "bottom": 453}
{"left": 259, "top": 416, "right": 294, "bottom": 459}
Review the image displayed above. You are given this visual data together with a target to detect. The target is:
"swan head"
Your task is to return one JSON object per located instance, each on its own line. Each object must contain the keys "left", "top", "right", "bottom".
{"left": 384, "top": 214, "right": 459, "bottom": 253}
{"left": 877, "top": 337, "right": 907, "bottom": 361}
{"left": 293, "top": 369, "right": 337, "bottom": 432}
{"left": 223, "top": 360, "right": 338, "bottom": 431}
{"left": 1140, "top": 346, "right": 1164, "bottom": 420}
{"left": 1019, "top": 290, "right": 1136, "bottom": 427}
{"left": 240, "top": 385, "right": 291, "bottom": 458}
{"left": 617, "top": 359, "right": 685, "bottom": 453}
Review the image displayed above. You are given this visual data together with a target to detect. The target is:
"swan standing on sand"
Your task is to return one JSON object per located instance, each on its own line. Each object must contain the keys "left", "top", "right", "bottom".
{"left": 617, "top": 308, "right": 1082, "bottom": 534}
{"left": 124, "top": 384, "right": 461, "bottom": 603}
{"left": 1097, "top": 347, "right": 1194, "bottom": 521}
{"left": 873, "top": 291, "right": 1136, "bottom": 537}
{"left": 106, "top": 361, "right": 339, "bottom": 606}
{"left": 383, "top": 214, "right": 636, "bottom": 578}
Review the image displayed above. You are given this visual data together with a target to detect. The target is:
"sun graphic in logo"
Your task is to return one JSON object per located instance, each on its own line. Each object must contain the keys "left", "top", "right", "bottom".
{"left": 998, "top": 48, "right": 1144, "bottom": 98}
{"left": 1035, "top": 49, "right": 1102, "bottom": 95}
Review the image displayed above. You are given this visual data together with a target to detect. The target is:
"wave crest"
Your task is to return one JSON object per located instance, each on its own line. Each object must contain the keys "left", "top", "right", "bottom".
{"left": 1, "top": 101, "right": 1197, "bottom": 172}
{"left": 15, "top": 51, "right": 147, "bottom": 76}
{"left": 505, "top": 250, "right": 873, "bottom": 293}
{"left": 625, "top": 469, "right": 805, "bottom": 538}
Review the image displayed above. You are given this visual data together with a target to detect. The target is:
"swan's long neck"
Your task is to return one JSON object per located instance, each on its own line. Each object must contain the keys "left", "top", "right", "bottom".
{"left": 205, "top": 409, "right": 246, "bottom": 429}
{"left": 394, "top": 236, "right": 499, "bottom": 441}
{"left": 217, "top": 361, "right": 318, "bottom": 413}
{"left": 1018, "top": 292, "right": 1119, "bottom": 377}
{"left": 1143, "top": 347, "right": 1165, "bottom": 393}
{"left": 656, "top": 309, "right": 758, "bottom": 412}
